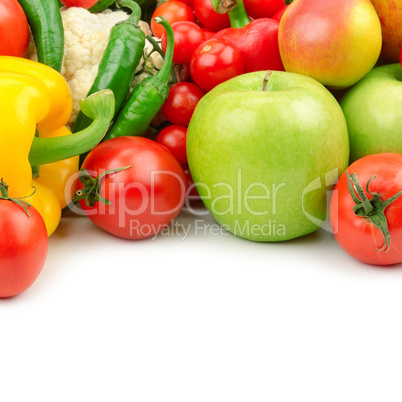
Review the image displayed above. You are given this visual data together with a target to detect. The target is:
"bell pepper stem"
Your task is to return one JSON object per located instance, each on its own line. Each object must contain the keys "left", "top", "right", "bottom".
{"left": 227, "top": 0, "right": 251, "bottom": 28}
{"left": 210, "top": 0, "right": 238, "bottom": 14}
{"left": 29, "top": 89, "right": 115, "bottom": 166}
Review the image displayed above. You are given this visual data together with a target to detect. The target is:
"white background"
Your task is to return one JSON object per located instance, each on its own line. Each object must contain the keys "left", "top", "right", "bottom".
{"left": 1, "top": 206, "right": 402, "bottom": 402}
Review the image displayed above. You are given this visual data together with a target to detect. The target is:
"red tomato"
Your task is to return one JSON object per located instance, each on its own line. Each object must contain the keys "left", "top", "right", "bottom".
{"left": 243, "top": 0, "right": 285, "bottom": 18}
{"left": 183, "top": 165, "right": 200, "bottom": 200}
{"left": 194, "top": 0, "right": 230, "bottom": 32}
{"left": 0, "top": 185, "right": 48, "bottom": 298}
{"left": 76, "top": 137, "right": 187, "bottom": 240}
{"left": 156, "top": 125, "right": 188, "bottom": 165}
{"left": 161, "top": 81, "right": 205, "bottom": 126}
{"left": 60, "top": 0, "right": 97, "bottom": 7}
{"left": 330, "top": 153, "right": 402, "bottom": 266}
{"left": 0, "top": 0, "right": 29, "bottom": 57}
{"left": 201, "top": 28, "right": 215, "bottom": 40}
{"left": 151, "top": 1, "right": 195, "bottom": 38}
{"left": 190, "top": 38, "right": 245, "bottom": 92}
{"left": 161, "top": 21, "right": 206, "bottom": 65}
{"left": 272, "top": 5, "right": 288, "bottom": 21}
{"left": 176, "top": 0, "right": 194, "bottom": 8}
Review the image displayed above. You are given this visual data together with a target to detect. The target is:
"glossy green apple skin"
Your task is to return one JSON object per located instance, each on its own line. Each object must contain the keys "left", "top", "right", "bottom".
{"left": 340, "top": 63, "right": 402, "bottom": 163}
{"left": 187, "top": 71, "right": 349, "bottom": 242}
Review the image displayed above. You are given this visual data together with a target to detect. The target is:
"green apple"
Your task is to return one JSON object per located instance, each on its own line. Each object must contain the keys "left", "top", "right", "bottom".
{"left": 339, "top": 63, "right": 402, "bottom": 162}
{"left": 187, "top": 71, "right": 349, "bottom": 242}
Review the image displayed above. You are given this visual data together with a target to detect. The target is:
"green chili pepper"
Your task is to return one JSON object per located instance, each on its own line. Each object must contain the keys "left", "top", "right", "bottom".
{"left": 88, "top": 0, "right": 116, "bottom": 12}
{"left": 102, "top": 16, "right": 174, "bottom": 142}
{"left": 17, "top": 0, "right": 64, "bottom": 72}
{"left": 29, "top": 90, "right": 115, "bottom": 167}
{"left": 72, "top": 0, "right": 145, "bottom": 134}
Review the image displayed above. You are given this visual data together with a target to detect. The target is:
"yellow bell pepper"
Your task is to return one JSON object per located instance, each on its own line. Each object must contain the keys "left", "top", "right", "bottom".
{"left": 0, "top": 56, "right": 115, "bottom": 235}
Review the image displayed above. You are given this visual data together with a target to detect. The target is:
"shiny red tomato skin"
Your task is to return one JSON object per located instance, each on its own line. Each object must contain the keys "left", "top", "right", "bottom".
{"left": 243, "top": 0, "right": 285, "bottom": 18}
{"left": 156, "top": 125, "right": 188, "bottom": 166}
{"left": 151, "top": 1, "right": 195, "bottom": 38}
{"left": 190, "top": 38, "right": 245, "bottom": 92}
{"left": 272, "top": 5, "right": 288, "bottom": 21}
{"left": 0, "top": 202, "right": 48, "bottom": 298}
{"left": 161, "top": 82, "right": 205, "bottom": 126}
{"left": 60, "top": 0, "right": 97, "bottom": 7}
{"left": 330, "top": 153, "right": 402, "bottom": 266}
{"left": 161, "top": 21, "right": 206, "bottom": 65}
{"left": 0, "top": 0, "right": 30, "bottom": 57}
{"left": 193, "top": 0, "right": 230, "bottom": 32}
{"left": 77, "top": 137, "right": 187, "bottom": 240}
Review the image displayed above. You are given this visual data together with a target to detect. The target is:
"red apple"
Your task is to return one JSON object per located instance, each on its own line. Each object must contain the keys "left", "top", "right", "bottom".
{"left": 278, "top": 0, "right": 382, "bottom": 88}
{"left": 371, "top": 0, "right": 402, "bottom": 63}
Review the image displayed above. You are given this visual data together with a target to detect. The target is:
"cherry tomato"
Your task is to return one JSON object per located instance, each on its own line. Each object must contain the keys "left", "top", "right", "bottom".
{"left": 243, "top": 0, "right": 285, "bottom": 18}
{"left": 176, "top": 0, "right": 194, "bottom": 8}
{"left": 201, "top": 28, "right": 215, "bottom": 40}
{"left": 151, "top": 1, "right": 195, "bottom": 38}
{"left": 329, "top": 153, "right": 402, "bottom": 266}
{"left": 161, "top": 82, "right": 205, "bottom": 126}
{"left": 156, "top": 125, "right": 188, "bottom": 165}
{"left": 161, "top": 21, "right": 206, "bottom": 65}
{"left": 194, "top": 0, "right": 230, "bottom": 32}
{"left": 60, "top": 0, "right": 97, "bottom": 7}
{"left": 272, "top": 5, "right": 288, "bottom": 21}
{"left": 190, "top": 38, "right": 245, "bottom": 92}
{"left": 76, "top": 137, "right": 187, "bottom": 240}
{"left": 0, "top": 0, "right": 29, "bottom": 57}
{"left": 0, "top": 183, "right": 48, "bottom": 298}
{"left": 183, "top": 165, "right": 200, "bottom": 200}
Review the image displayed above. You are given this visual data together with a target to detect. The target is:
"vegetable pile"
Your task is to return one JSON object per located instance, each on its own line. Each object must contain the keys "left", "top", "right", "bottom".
{"left": 0, "top": 0, "right": 401, "bottom": 297}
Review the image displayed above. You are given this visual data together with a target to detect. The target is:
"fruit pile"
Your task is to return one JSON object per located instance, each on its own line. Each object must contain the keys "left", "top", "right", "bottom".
{"left": 0, "top": 0, "right": 401, "bottom": 297}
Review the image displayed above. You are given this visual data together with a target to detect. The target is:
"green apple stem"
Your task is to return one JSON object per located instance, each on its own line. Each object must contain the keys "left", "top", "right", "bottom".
{"left": 347, "top": 171, "right": 402, "bottom": 252}
{"left": 262, "top": 71, "right": 273, "bottom": 91}
{"left": 285, "top": 0, "right": 294, "bottom": 5}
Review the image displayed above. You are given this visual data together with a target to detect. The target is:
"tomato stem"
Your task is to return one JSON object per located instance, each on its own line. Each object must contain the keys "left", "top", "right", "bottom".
{"left": 74, "top": 166, "right": 132, "bottom": 208}
{"left": 347, "top": 171, "right": 402, "bottom": 252}
{"left": 0, "top": 179, "right": 35, "bottom": 217}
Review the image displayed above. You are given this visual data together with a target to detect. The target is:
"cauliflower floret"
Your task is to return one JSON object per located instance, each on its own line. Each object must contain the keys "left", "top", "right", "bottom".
{"left": 26, "top": 6, "right": 158, "bottom": 127}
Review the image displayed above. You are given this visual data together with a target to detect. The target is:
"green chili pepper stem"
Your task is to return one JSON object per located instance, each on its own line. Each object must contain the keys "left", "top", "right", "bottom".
{"left": 152, "top": 16, "right": 174, "bottom": 82}
{"left": 17, "top": 0, "right": 64, "bottom": 72}
{"left": 116, "top": 0, "right": 141, "bottom": 25}
{"left": 227, "top": 0, "right": 251, "bottom": 28}
{"left": 29, "top": 90, "right": 115, "bottom": 166}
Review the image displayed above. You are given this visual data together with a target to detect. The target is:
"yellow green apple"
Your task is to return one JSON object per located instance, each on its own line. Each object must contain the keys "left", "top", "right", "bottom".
{"left": 278, "top": 0, "right": 382, "bottom": 88}
{"left": 339, "top": 63, "right": 402, "bottom": 162}
{"left": 187, "top": 71, "right": 349, "bottom": 242}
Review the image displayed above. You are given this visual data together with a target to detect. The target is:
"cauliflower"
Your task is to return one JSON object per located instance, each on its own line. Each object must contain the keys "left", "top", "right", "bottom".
{"left": 26, "top": 6, "right": 163, "bottom": 127}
